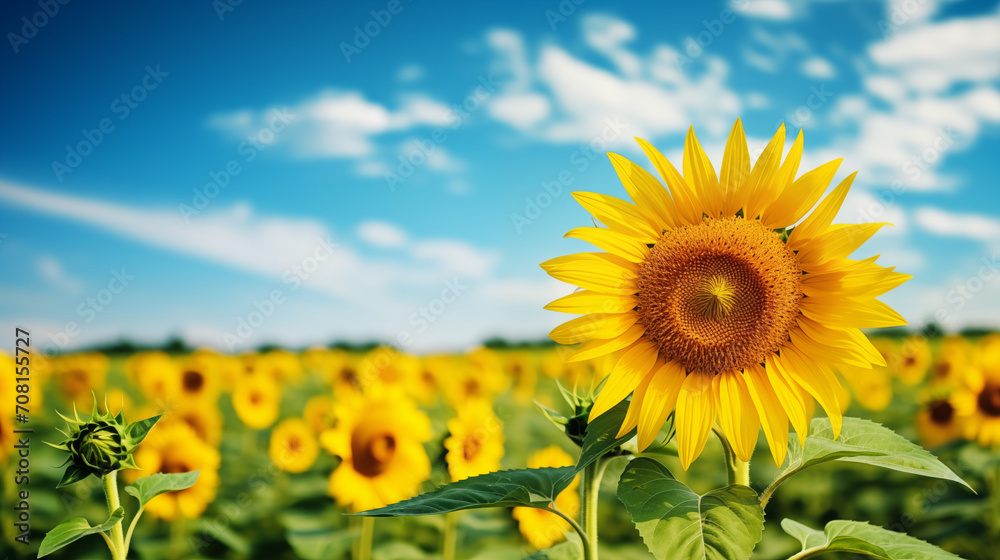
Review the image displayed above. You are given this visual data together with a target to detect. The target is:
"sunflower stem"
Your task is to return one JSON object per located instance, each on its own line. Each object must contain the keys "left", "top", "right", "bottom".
{"left": 442, "top": 511, "right": 459, "bottom": 560}
{"left": 715, "top": 427, "right": 750, "bottom": 487}
{"left": 358, "top": 516, "right": 375, "bottom": 560}
{"left": 580, "top": 458, "right": 608, "bottom": 560}
{"left": 102, "top": 471, "right": 127, "bottom": 560}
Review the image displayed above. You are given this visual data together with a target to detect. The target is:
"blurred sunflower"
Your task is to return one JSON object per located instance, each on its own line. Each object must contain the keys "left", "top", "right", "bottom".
{"left": 233, "top": 374, "right": 281, "bottom": 430}
{"left": 915, "top": 393, "right": 964, "bottom": 449}
{"left": 172, "top": 404, "right": 224, "bottom": 445}
{"left": 442, "top": 350, "right": 507, "bottom": 408}
{"left": 256, "top": 349, "right": 304, "bottom": 384}
{"left": 330, "top": 352, "right": 364, "bottom": 396}
{"left": 304, "top": 394, "right": 337, "bottom": 434}
{"left": 543, "top": 121, "right": 909, "bottom": 468}
{"left": 444, "top": 400, "right": 505, "bottom": 481}
{"left": 502, "top": 351, "right": 539, "bottom": 404}
{"left": 409, "top": 355, "right": 446, "bottom": 405}
{"left": 512, "top": 445, "right": 580, "bottom": 550}
{"left": 174, "top": 353, "right": 222, "bottom": 404}
{"left": 53, "top": 352, "right": 109, "bottom": 409}
{"left": 837, "top": 363, "right": 892, "bottom": 411}
{"left": 0, "top": 412, "right": 13, "bottom": 465}
{"left": 321, "top": 388, "right": 431, "bottom": 512}
{"left": 269, "top": 418, "right": 320, "bottom": 473}
{"left": 127, "top": 422, "right": 220, "bottom": 520}
{"left": 891, "top": 336, "right": 931, "bottom": 386}
{"left": 931, "top": 335, "right": 972, "bottom": 387}
{"left": 130, "top": 351, "right": 181, "bottom": 408}
{"left": 953, "top": 334, "right": 1000, "bottom": 447}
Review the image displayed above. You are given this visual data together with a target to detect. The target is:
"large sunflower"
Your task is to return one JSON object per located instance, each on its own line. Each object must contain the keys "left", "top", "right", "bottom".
{"left": 444, "top": 399, "right": 505, "bottom": 481}
{"left": 543, "top": 121, "right": 909, "bottom": 468}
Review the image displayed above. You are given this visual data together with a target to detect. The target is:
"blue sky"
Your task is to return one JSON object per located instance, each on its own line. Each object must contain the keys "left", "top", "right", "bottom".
{"left": 1, "top": 0, "right": 999, "bottom": 354}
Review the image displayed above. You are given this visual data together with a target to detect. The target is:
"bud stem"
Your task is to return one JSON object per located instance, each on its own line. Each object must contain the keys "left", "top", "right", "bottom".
{"left": 103, "top": 470, "right": 127, "bottom": 560}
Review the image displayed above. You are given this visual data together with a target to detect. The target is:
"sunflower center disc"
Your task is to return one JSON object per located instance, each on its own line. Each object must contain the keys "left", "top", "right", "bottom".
{"left": 636, "top": 217, "right": 802, "bottom": 374}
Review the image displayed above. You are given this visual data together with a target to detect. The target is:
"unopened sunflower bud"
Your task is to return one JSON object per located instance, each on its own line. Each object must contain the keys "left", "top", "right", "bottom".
{"left": 47, "top": 398, "right": 161, "bottom": 487}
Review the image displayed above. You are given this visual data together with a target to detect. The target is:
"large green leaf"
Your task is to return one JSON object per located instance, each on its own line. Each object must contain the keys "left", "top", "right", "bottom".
{"left": 124, "top": 470, "right": 200, "bottom": 507}
{"left": 781, "top": 518, "right": 964, "bottom": 559}
{"left": 767, "top": 418, "right": 971, "bottom": 498}
{"left": 354, "top": 467, "right": 576, "bottom": 517}
{"left": 575, "top": 399, "right": 635, "bottom": 472}
{"left": 617, "top": 458, "right": 763, "bottom": 560}
{"left": 38, "top": 507, "right": 125, "bottom": 557}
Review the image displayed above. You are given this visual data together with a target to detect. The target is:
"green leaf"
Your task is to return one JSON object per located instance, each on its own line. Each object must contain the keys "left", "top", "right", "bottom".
{"left": 781, "top": 518, "right": 964, "bottom": 559}
{"left": 575, "top": 398, "right": 636, "bottom": 472}
{"left": 769, "top": 418, "right": 971, "bottom": 495}
{"left": 38, "top": 507, "right": 125, "bottom": 557}
{"left": 126, "top": 414, "right": 162, "bottom": 446}
{"left": 354, "top": 467, "right": 576, "bottom": 517}
{"left": 124, "top": 470, "right": 200, "bottom": 507}
{"left": 617, "top": 458, "right": 763, "bottom": 560}
{"left": 56, "top": 465, "right": 91, "bottom": 488}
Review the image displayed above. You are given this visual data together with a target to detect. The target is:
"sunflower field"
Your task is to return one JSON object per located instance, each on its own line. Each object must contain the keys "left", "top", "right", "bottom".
{"left": 2, "top": 331, "right": 999, "bottom": 559}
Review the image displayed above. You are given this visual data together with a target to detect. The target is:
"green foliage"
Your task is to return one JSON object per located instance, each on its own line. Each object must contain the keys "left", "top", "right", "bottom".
{"left": 574, "top": 399, "right": 636, "bottom": 473}
{"left": 38, "top": 507, "right": 125, "bottom": 558}
{"left": 766, "top": 417, "right": 971, "bottom": 502}
{"left": 781, "top": 518, "right": 964, "bottom": 559}
{"left": 354, "top": 467, "right": 577, "bottom": 517}
{"left": 124, "top": 470, "right": 201, "bottom": 508}
{"left": 617, "top": 458, "right": 764, "bottom": 560}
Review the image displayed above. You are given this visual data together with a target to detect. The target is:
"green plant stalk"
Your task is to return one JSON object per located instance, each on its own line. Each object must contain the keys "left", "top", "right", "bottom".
{"left": 580, "top": 458, "right": 609, "bottom": 560}
{"left": 358, "top": 516, "right": 375, "bottom": 560}
{"left": 442, "top": 511, "right": 459, "bottom": 560}
{"left": 102, "top": 470, "right": 126, "bottom": 560}
{"left": 714, "top": 427, "right": 750, "bottom": 487}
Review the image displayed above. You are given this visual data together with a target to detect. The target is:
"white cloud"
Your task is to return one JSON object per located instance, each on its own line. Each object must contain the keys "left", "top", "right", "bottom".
{"left": 357, "top": 220, "right": 408, "bottom": 248}
{"left": 398, "top": 64, "right": 424, "bottom": 82}
{"left": 484, "top": 21, "right": 741, "bottom": 143}
{"left": 801, "top": 56, "right": 836, "bottom": 79}
{"left": 0, "top": 180, "right": 495, "bottom": 306}
{"left": 36, "top": 255, "right": 83, "bottom": 294}
{"left": 411, "top": 240, "right": 498, "bottom": 277}
{"left": 399, "top": 139, "right": 463, "bottom": 172}
{"left": 730, "top": 0, "right": 795, "bottom": 20}
{"left": 816, "top": 10, "right": 1000, "bottom": 192}
{"left": 746, "top": 92, "right": 770, "bottom": 109}
{"left": 210, "top": 90, "right": 451, "bottom": 159}
{"left": 915, "top": 207, "right": 1000, "bottom": 242}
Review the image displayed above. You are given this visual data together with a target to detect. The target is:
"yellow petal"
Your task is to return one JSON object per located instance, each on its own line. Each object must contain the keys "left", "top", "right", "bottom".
{"left": 720, "top": 119, "right": 751, "bottom": 216}
{"left": 617, "top": 367, "right": 657, "bottom": 438}
{"left": 572, "top": 192, "right": 660, "bottom": 242}
{"left": 566, "top": 324, "right": 646, "bottom": 362}
{"left": 788, "top": 326, "right": 871, "bottom": 368}
{"left": 714, "top": 371, "right": 759, "bottom": 462}
{"left": 565, "top": 227, "right": 651, "bottom": 263}
{"left": 675, "top": 371, "right": 717, "bottom": 470}
{"left": 608, "top": 152, "right": 679, "bottom": 230}
{"left": 777, "top": 347, "right": 843, "bottom": 439}
{"left": 789, "top": 171, "right": 857, "bottom": 245}
{"left": 544, "top": 290, "right": 639, "bottom": 315}
{"left": 743, "top": 124, "right": 786, "bottom": 219}
{"left": 761, "top": 159, "right": 842, "bottom": 229}
{"left": 744, "top": 364, "right": 789, "bottom": 466}
{"left": 590, "top": 340, "right": 660, "bottom": 420}
{"left": 635, "top": 137, "right": 702, "bottom": 225}
{"left": 636, "top": 361, "right": 685, "bottom": 450}
{"left": 549, "top": 312, "right": 639, "bottom": 344}
{"left": 796, "top": 223, "right": 890, "bottom": 265}
{"left": 683, "top": 126, "right": 723, "bottom": 217}
{"left": 542, "top": 253, "right": 637, "bottom": 295}
{"left": 799, "top": 296, "right": 907, "bottom": 329}
{"left": 766, "top": 354, "right": 810, "bottom": 444}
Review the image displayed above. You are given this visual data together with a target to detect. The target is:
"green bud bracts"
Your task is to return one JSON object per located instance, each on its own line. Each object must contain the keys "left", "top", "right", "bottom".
{"left": 47, "top": 397, "right": 162, "bottom": 488}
